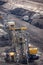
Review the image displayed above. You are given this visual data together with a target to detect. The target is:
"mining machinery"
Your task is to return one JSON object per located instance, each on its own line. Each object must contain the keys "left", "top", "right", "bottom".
{"left": 4, "top": 21, "right": 39, "bottom": 63}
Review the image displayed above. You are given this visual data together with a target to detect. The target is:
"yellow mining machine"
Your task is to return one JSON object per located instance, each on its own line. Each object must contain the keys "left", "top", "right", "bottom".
{"left": 27, "top": 44, "right": 39, "bottom": 62}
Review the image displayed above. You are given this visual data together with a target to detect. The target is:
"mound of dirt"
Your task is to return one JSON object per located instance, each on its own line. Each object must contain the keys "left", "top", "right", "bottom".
{"left": 10, "top": 8, "right": 35, "bottom": 17}
{"left": 10, "top": 8, "right": 43, "bottom": 29}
